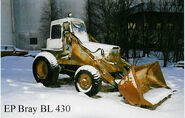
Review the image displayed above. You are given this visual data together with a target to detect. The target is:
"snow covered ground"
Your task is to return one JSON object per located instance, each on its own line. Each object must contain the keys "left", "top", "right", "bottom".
{"left": 1, "top": 53, "right": 184, "bottom": 118}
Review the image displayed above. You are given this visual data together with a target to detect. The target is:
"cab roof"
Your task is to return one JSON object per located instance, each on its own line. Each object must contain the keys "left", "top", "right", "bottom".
{"left": 51, "top": 17, "right": 84, "bottom": 25}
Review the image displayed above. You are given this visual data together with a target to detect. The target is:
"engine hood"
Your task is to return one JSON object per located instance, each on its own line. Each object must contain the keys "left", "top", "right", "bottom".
{"left": 82, "top": 42, "right": 120, "bottom": 59}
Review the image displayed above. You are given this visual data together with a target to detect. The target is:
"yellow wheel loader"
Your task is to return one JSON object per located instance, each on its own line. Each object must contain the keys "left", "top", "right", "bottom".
{"left": 33, "top": 16, "right": 172, "bottom": 109}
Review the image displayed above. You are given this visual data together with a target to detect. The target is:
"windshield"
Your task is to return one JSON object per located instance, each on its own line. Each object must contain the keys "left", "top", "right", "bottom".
{"left": 72, "top": 22, "right": 89, "bottom": 42}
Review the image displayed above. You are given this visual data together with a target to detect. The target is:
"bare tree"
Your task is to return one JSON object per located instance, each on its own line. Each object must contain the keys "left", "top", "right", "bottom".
{"left": 40, "top": 0, "right": 60, "bottom": 47}
{"left": 114, "top": 0, "right": 136, "bottom": 59}
{"left": 156, "top": 0, "right": 184, "bottom": 66}
{"left": 143, "top": 0, "right": 156, "bottom": 57}
{"left": 85, "top": 0, "right": 103, "bottom": 42}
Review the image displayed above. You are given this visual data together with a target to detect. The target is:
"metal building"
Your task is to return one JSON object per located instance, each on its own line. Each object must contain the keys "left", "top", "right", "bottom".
{"left": 1, "top": 0, "right": 86, "bottom": 50}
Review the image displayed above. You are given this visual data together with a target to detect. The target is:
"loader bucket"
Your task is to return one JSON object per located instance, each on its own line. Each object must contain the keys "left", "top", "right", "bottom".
{"left": 118, "top": 61, "right": 172, "bottom": 108}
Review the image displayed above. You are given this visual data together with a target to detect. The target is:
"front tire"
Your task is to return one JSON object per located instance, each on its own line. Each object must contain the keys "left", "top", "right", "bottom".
{"left": 33, "top": 52, "right": 59, "bottom": 87}
{"left": 74, "top": 65, "right": 102, "bottom": 96}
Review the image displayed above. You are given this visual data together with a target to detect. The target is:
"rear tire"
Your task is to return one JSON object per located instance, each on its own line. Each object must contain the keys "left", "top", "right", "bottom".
{"left": 74, "top": 65, "right": 102, "bottom": 96}
{"left": 33, "top": 52, "right": 59, "bottom": 87}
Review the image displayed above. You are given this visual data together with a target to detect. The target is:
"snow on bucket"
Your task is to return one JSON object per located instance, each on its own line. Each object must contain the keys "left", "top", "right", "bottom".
{"left": 118, "top": 61, "right": 172, "bottom": 108}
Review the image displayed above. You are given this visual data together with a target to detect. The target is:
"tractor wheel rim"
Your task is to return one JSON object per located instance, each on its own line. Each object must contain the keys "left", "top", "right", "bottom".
{"left": 36, "top": 60, "right": 48, "bottom": 79}
{"left": 78, "top": 74, "right": 92, "bottom": 90}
